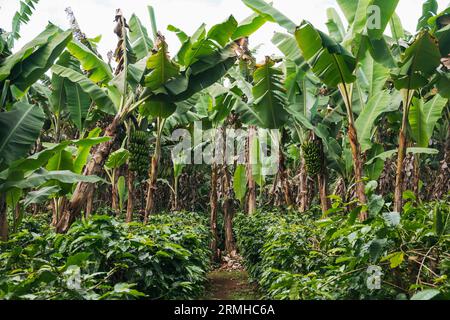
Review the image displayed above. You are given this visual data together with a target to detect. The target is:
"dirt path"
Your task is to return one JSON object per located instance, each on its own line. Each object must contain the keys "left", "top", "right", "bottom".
{"left": 202, "top": 270, "right": 260, "bottom": 300}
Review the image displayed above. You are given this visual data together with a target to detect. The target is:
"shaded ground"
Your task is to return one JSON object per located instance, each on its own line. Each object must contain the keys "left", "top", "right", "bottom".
{"left": 202, "top": 270, "right": 261, "bottom": 300}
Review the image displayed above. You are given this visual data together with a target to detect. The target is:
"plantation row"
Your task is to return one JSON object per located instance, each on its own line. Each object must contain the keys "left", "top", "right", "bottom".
{"left": 0, "top": 213, "right": 210, "bottom": 299}
{"left": 0, "top": 0, "right": 450, "bottom": 301}
{"left": 235, "top": 197, "right": 450, "bottom": 300}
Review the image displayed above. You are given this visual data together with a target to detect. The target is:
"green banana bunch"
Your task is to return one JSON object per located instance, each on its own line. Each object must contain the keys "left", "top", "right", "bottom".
{"left": 302, "top": 141, "right": 322, "bottom": 177}
{"left": 129, "top": 130, "right": 150, "bottom": 179}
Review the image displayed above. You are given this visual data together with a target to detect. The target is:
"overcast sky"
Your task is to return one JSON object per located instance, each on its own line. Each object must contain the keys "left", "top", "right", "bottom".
{"left": 1, "top": 0, "right": 449, "bottom": 61}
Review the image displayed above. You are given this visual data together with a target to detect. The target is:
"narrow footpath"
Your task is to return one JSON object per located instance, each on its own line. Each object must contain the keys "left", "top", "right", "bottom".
{"left": 202, "top": 254, "right": 260, "bottom": 300}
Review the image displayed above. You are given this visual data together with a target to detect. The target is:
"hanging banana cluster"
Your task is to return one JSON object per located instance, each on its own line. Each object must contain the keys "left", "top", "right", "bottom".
{"left": 301, "top": 142, "right": 322, "bottom": 177}
{"left": 129, "top": 130, "right": 150, "bottom": 179}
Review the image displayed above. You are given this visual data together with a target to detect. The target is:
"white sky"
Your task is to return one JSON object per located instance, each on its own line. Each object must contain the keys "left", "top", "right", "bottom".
{"left": 1, "top": 0, "right": 449, "bottom": 61}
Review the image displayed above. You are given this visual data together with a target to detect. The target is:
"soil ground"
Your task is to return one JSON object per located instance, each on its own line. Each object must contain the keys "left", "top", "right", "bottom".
{"left": 202, "top": 270, "right": 260, "bottom": 300}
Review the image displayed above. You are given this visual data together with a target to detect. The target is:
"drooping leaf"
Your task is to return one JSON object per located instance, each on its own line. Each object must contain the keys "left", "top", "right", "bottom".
{"left": 51, "top": 64, "right": 116, "bottom": 115}
{"left": 242, "top": 0, "right": 296, "bottom": 33}
{"left": 233, "top": 164, "right": 247, "bottom": 204}
{"left": 251, "top": 58, "right": 289, "bottom": 129}
{"left": 0, "top": 169, "right": 105, "bottom": 192}
{"left": 359, "top": 49, "right": 390, "bottom": 97}
{"left": 232, "top": 13, "right": 267, "bottom": 39}
{"left": 22, "top": 185, "right": 61, "bottom": 208}
{"left": 0, "top": 23, "right": 61, "bottom": 82}
{"left": 167, "top": 25, "right": 189, "bottom": 44}
{"left": 66, "top": 41, "right": 113, "bottom": 83}
{"left": 140, "top": 98, "right": 177, "bottom": 119}
{"left": 65, "top": 82, "right": 91, "bottom": 131}
{"left": 392, "top": 31, "right": 441, "bottom": 90}
{"left": 366, "top": 147, "right": 439, "bottom": 165}
{"left": 355, "top": 90, "right": 392, "bottom": 151}
{"left": 409, "top": 95, "right": 448, "bottom": 147}
{"left": 0, "top": 102, "right": 45, "bottom": 166}
{"left": 167, "top": 45, "right": 237, "bottom": 102}
{"left": 207, "top": 15, "right": 238, "bottom": 47}
{"left": 409, "top": 98, "right": 428, "bottom": 147}
{"left": 295, "top": 21, "right": 356, "bottom": 87}
{"left": 10, "top": 30, "right": 72, "bottom": 93}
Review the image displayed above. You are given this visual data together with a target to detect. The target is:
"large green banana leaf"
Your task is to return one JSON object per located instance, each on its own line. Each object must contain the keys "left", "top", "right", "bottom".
{"left": 129, "top": 14, "right": 153, "bottom": 61}
{"left": 67, "top": 41, "right": 113, "bottom": 83}
{"left": 10, "top": 30, "right": 72, "bottom": 93}
{"left": 295, "top": 21, "right": 356, "bottom": 87}
{"left": 417, "top": 0, "right": 438, "bottom": 31}
{"left": 393, "top": 31, "right": 441, "bottom": 90}
{"left": 65, "top": 82, "right": 91, "bottom": 131}
{"left": 0, "top": 23, "right": 60, "bottom": 82}
{"left": 242, "top": 0, "right": 296, "bottom": 33}
{"left": 0, "top": 169, "right": 105, "bottom": 193}
{"left": 251, "top": 59, "right": 289, "bottom": 129}
{"left": 232, "top": 13, "right": 267, "bottom": 39}
{"left": 409, "top": 95, "right": 448, "bottom": 147}
{"left": 355, "top": 90, "right": 393, "bottom": 152}
{"left": 367, "top": 0, "right": 400, "bottom": 40}
{"left": 166, "top": 46, "right": 237, "bottom": 102}
{"left": 144, "top": 41, "right": 180, "bottom": 91}
{"left": 366, "top": 147, "right": 439, "bottom": 165}
{"left": 51, "top": 64, "right": 116, "bottom": 115}
{"left": 0, "top": 101, "right": 45, "bottom": 166}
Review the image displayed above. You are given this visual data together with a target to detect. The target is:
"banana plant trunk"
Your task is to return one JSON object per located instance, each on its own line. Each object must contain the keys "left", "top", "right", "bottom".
{"left": 86, "top": 188, "right": 94, "bottom": 218}
{"left": 394, "top": 90, "right": 414, "bottom": 213}
{"left": 339, "top": 84, "right": 367, "bottom": 221}
{"left": 431, "top": 125, "right": 450, "bottom": 199}
{"left": 298, "top": 158, "right": 310, "bottom": 212}
{"left": 317, "top": 139, "right": 330, "bottom": 213}
{"left": 56, "top": 116, "right": 120, "bottom": 233}
{"left": 0, "top": 193, "right": 8, "bottom": 241}
{"left": 111, "top": 169, "right": 119, "bottom": 214}
{"left": 144, "top": 151, "right": 160, "bottom": 223}
{"left": 247, "top": 126, "right": 257, "bottom": 215}
{"left": 210, "top": 164, "right": 220, "bottom": 261}
{"left": 223, "top": 167, "right": 236, "bottom": 254}
{"left": 144, "top": 119, "right": 163, "bottom": 223}
{"left": 126, "top": 169, "right": 134, "bottom": 223}
{"left": 348, "top": 124, "right": 367, "bottom": 220}
{"left": 279, "top": 148, "right": 292, "bottom": 207}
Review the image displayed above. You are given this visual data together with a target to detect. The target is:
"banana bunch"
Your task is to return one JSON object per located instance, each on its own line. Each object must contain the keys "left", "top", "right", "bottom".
{"left": 129, "top": 130, "right": 150, "bottom": 179}
{"left": 301, "top": 142, "right": 322, "bottom": 177}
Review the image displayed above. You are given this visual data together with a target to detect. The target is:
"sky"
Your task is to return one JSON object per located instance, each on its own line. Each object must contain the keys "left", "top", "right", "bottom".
{"left": 1, "top": 0, "right": 449, "bottom": 61}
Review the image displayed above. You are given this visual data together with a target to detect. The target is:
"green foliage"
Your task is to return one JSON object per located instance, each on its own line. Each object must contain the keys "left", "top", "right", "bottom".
{"left": 235, "top": 199, "right": 450, "bottom": 300}
{"left": 0, "top": 102, "right": 45, "bottom": 167}
{"left": 0, "top": 212, "right": 211, "bottom": 300}
{"left": 9, "top": 0, "right": 40, "bottom": 47}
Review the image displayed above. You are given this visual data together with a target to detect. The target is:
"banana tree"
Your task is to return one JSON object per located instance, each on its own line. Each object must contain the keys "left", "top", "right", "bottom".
{"left": 295, "top": 22, "right": 369, "bottom": 219}
{"left": 0, "top": 16, "right": 74, "bottom": 239}
{"left": 140, "top": 13, "right": 266, "bottom": 221}
{"left": 391, "top": 30, "right": 442, "bottom": 212}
